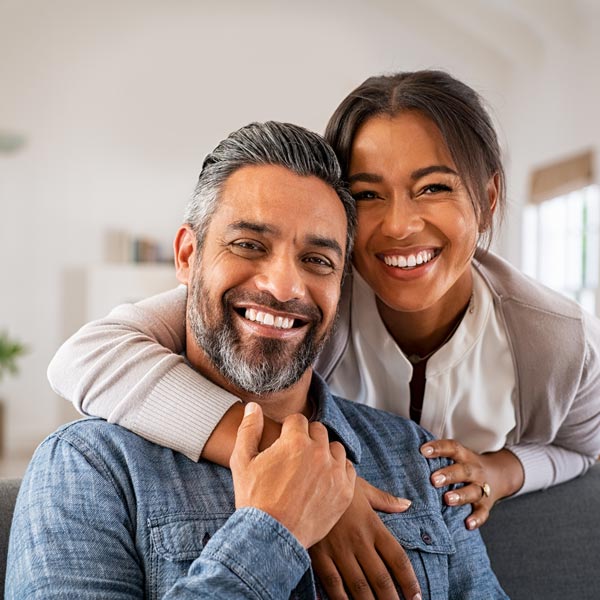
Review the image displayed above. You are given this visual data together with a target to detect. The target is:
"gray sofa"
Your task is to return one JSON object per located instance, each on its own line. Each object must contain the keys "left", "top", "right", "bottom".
{"left": 1, "top": 465, "right": 599, "bottom": 598}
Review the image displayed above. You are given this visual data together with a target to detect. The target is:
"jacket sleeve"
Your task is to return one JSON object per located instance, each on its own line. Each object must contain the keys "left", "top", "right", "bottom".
{"left": 6, "top": 433, "right": 146, "bottom": 598}
{"left": 6, "top": 434, "right": 310, "bottom": 600}
{"left": 507, "top": 310, "right": 600, "bottom": 495}
{"left": 47, "top": 285, "right": 240, "bottom": 461}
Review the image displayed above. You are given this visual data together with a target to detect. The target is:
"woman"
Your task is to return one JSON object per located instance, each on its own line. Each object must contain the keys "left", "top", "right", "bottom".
{"left": 48, "top": 70, "right": 600, "bottom": 595}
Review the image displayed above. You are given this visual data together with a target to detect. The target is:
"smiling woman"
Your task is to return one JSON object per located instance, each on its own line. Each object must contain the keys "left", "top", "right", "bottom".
{"left": 47, "top": 71, "right": 600, "bottom": 599}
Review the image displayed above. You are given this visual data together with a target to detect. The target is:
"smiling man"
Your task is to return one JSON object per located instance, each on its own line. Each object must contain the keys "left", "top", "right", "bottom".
{"left": 7, "top": 122, "right": 506, "bottom": 599}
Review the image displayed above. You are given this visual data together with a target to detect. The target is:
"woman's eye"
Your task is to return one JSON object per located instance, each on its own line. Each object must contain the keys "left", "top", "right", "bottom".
{"left": 351, "top": 190, "right": 380, "bottom": 201}
{"left": 421, "top": 183, "right": 452, "bottom": 195}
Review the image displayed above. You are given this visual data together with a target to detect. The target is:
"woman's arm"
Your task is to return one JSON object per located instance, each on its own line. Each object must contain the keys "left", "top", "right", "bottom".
{"left": 47, "top": 286, "right": 242, "bottom": 461}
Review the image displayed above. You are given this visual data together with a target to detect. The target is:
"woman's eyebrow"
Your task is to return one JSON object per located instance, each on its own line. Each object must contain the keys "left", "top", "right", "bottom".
{"left": 410, "top": 165, "right": 458, "bottom": 180}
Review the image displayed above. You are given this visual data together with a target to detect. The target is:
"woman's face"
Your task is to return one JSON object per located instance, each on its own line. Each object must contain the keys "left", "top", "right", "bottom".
{"left": 349, "top": 111, "right": 490, "bottom": 315}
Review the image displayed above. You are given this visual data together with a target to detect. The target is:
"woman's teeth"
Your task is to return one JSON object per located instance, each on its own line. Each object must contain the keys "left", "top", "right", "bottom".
{"left": 383, "top": 250, "right": 436, "bottom": 269}
{"left": 244, "top": 308, "right": 295, "bottom": 329}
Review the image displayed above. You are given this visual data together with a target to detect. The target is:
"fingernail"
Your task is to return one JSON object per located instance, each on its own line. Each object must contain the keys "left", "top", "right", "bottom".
{"left": 412, "top": 594, "right": 422, "bottom": 600}
{"left": 244, "top": 402, "right": 257, "bottom": 416}
{"left": 422, "top": 446, "right": 434, "bottom": 456}
{"left": 467, "top": 518, "right": 478, "bottom": 530}
{"left": 446, "top": 492, "right": 460, "bottom": 504}
{"left": 397, "top": 498, "right": 412, "bottom": 509}
{"left": 432, "top": 474, "right": 446, "bottom": 486}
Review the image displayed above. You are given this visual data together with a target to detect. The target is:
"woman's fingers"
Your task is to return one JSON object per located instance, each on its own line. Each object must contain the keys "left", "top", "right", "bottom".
{"left": 465, "top": 502, "right": 492, "bottom": 530}
{"left": 444, "top": 483, "right": 490, "bottom": 507}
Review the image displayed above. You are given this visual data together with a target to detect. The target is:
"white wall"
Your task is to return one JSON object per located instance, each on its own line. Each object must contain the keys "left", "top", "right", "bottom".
{"left": 0, "top": 0, "right": 597, "bottom": 458}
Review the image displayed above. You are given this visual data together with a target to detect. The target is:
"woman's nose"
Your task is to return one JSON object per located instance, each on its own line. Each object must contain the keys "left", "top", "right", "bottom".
{"left": 379, "top": 196, "right": 425, "bottom": 239}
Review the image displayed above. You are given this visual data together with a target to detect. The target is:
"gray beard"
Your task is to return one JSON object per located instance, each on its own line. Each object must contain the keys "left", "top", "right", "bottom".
{"left": 188, "top": 275, "right": 326, "bottom": 396}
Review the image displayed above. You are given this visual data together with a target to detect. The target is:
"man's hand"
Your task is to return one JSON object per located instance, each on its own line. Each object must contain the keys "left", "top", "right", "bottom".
{"left": 310, "top": 478, "right": 421, "bottom": 600}
{"left": 230, "top": 402, "right": 356, "bottom": 548}
{"left": 420, "top": 439, "right": 525, "bottom": 529}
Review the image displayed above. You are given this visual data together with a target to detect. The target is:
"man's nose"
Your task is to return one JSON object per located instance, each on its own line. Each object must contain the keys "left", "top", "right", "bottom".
{"left": 253, "top": 254, "right": 306, "bottom": 302}
{"left": 380, "top": 195, "right": 425, "bottom": 239}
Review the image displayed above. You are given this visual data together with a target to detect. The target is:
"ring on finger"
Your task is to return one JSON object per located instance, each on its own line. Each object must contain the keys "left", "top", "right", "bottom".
{"left": 476, "top": 482, "right": 491, "bottom": 498}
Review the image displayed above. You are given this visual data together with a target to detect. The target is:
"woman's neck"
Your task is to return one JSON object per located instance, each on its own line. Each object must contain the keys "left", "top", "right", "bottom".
{"left": 376, "top": 275, "right": 473, "bottom": 360}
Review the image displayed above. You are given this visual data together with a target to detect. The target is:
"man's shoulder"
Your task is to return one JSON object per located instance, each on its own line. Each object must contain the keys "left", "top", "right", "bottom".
{"left": 331, "top": 395, "right": 434, "bottom": 445}
{"left": 40, "top": 417, "right": 168, "bottom": 468}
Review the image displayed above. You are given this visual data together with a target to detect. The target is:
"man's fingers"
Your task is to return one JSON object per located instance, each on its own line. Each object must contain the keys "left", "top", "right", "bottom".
{"left": 357, "top": 477, "right": 412, "bottom": 513}
{"left": 280, "top": 412, "right": 310, "bottom": 437}
{"left": 309, "top": 420, "right": 330, "bottom": 444}
{"left": 232, "top": 402, "right": 264, "bottom": 466}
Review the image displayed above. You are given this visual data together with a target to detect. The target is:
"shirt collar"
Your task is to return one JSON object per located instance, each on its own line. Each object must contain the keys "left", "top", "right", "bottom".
{"left": 309, "top": 372, "right": 362, "bottom": 464}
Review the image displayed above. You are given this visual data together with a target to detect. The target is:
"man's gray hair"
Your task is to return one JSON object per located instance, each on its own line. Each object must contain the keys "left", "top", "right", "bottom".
{"left": 184, "top": 121, "right": 357, "bottom": 268}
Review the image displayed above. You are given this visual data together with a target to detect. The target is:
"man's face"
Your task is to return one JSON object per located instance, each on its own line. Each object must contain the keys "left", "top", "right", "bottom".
{"left": 182, "top": 164, "right": 348, "bottom": 396}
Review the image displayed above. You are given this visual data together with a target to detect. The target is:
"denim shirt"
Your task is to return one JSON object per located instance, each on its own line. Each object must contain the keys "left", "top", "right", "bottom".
{"left": 7, "top": 374, "right": 507, "bottom": 599}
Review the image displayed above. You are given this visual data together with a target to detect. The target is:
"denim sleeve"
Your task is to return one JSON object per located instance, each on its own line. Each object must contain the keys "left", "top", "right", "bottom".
{"left": 443, "top": 499, "right": 508, "bottom": 599}
{"left": 6, "top": 433, "right": 145, "bottom": 598}
{"left": 164, "top": 507, "right": 312, "bottom": 599}
{"left": 6, "top": 433, "right": 312, "bottom": 599}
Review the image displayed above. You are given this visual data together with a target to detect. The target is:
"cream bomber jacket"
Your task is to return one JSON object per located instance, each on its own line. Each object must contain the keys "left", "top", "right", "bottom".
{"left": 48, "top": 251, "right": 600, "bottom": 495}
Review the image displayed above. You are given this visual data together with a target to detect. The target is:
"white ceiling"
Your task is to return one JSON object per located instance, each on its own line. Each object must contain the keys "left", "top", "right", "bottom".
{"left": 398, "top": 0, "right": 598, "bottom": 67}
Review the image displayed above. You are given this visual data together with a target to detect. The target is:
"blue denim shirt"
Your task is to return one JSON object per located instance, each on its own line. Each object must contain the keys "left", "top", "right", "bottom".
{"left": 7, "top": 374, "right": 507, "bottom": 599}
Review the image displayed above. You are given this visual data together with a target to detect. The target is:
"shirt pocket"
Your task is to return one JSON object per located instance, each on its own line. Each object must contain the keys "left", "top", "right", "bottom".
{"left": 147, "top": 512, "right": 231, "bottom": 599}
{"left": 379, "top": 510, "right": 456, "bottom": 600}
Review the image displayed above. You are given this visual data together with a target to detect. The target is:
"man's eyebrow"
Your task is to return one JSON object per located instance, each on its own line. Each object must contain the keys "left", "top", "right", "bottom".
{"left": 226, "top": 220, "right": 280, "bottom": 235}
{"left": 306, "top": 235, "right": 343, "bottom": 260}
{"left": 348, "top": 172, "right": 383, "bottom": 185}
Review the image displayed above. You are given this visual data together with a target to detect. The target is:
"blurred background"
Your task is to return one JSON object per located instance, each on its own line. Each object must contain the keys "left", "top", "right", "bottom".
{"left": 1, "top": 0, "right": 599, "bottom": 474}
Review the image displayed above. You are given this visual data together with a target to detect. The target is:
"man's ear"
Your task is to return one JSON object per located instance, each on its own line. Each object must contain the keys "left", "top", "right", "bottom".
{"left": 173, "top": 225, "right": 197, "bottom": 285}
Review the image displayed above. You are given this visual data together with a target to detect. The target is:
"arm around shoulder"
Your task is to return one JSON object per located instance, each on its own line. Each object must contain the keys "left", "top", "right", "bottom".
{"left": 47, "top": 286, "right": 240, "bottom": 460}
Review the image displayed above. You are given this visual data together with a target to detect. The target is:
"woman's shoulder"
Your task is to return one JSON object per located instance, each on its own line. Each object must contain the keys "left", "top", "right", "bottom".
{"left": 474, "top": 250, "right": 585, "bottom": 321}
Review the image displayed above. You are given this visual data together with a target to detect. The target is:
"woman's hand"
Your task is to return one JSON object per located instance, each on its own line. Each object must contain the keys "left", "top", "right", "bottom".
{"left": 309, "top": 477, "right": 422, "bottom": 600}
{"left": 420, "top": 440, "right": 525, "bottom": 530}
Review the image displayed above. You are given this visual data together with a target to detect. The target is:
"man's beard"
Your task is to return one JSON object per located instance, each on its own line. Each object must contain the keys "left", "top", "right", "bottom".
{"left": 187, "top": 273, "right": 331, "bottom": 395}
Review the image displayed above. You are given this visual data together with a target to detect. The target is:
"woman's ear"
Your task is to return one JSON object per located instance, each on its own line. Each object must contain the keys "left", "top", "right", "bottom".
{"left": 488, "top": 173, "right": 500, "bottom": 215}
{"left": 479, "top": 173, "right": 500, "bottom": 232}
{"left": 173, "top": 225, "right": 197, "bottom": 285}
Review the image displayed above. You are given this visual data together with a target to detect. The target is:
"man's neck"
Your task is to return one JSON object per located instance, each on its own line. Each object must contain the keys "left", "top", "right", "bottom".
{"left": 185, "top": 342, "right": 312, "bottom": 422}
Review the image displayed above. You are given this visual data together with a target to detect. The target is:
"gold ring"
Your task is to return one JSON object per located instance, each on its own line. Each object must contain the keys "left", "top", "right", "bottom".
{"left": 477, "top": 482, "right": 491, "bottom": 498}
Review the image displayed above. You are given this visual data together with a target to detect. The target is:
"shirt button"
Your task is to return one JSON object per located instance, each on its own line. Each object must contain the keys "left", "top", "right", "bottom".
{"left": 421, "top": 530, "right": 433, "bottom": 545}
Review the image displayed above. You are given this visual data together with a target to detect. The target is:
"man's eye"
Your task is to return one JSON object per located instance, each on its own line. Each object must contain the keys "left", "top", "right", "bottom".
{"left": 303, "top": 255, "right": 335, "bottom": 273}
{"left": 351, "top": 190, "right": 380, "bottom": 201}
{"left": 230, "top": 240, "right": 265, "bottom": 254}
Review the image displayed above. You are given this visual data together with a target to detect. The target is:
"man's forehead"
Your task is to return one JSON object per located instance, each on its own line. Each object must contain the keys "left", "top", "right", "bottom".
{"left": 211, "top": 164, "right": 348, "bottom": 247}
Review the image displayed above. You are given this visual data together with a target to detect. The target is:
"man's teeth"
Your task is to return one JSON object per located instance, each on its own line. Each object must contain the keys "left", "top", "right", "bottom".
{"left": 244, "top": 308, "right": 295, "bottom": 329}
{"left": 384, "top": 250, "right": 435, "bottom": 269}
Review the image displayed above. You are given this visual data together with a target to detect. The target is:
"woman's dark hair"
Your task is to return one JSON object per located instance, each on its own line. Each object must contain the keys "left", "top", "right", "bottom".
{"left": 324, "top": 70, "right": 505, "bottom": 247}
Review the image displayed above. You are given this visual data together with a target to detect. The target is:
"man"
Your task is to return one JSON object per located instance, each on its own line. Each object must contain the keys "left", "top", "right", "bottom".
{"left": 7, "top": 122, "right": 506, "bottom": 598}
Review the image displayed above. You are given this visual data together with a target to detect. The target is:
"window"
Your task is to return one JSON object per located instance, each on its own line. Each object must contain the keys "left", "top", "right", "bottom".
{"left": 523, "top": 184, "right": 600, "bottom": 315}
{"left": 523, "top": 150, "right": 598, "bottom": 314}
